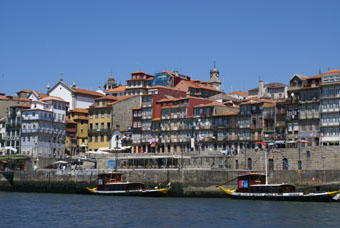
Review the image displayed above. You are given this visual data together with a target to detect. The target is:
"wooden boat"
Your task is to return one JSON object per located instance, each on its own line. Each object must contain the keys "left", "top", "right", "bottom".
{"left": 86, "top": 172, "right": 171, "bottom": 196}
{"left": 219, "top": 172, "right": 340, "bottom": 202}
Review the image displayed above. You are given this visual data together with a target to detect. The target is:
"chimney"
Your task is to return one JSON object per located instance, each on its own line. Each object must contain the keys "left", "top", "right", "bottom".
{"left": 258, "top": 80, "right": 264, "bottom": 98}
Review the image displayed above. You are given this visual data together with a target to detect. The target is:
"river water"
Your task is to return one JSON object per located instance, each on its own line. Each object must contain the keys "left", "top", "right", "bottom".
{"left": 0, "top": 192, "right": 339, "bottom": 228}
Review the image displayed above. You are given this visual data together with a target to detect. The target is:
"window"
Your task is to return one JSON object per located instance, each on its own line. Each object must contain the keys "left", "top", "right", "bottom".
{"left": 107, "top": 110, "right": 111, "bottom": 117}
{"left": 90, "top": 123, "right": 93, "bottom": 129}
{"left": 101, "top": 123, "right": 104, "bottom": 129}
{"left": 101, "top": 135, "right": 104, "bottom": 142}
{"left": 89, "top": 111, "right": 93, "bottom": 119}
{"left": 107, "top": 123, "right": 110, "bottom": 129}
{"left": 95, "top": 136, "right": 98, "bottom": 142}
{"left": 101, "top": 111, "right": 104, "bottom": 118}
{"left": 95, "top": 111, "right": 98, "bottom": 118}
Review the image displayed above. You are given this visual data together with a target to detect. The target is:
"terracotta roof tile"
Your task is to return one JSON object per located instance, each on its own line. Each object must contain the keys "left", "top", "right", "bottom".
{"left": 105, "top": 86, "right": 126, "bottom": 93}
{"left": 228, "top": 91, "right": 249, "bottom": 96}
{"left": 40, "top": 96, "right": 68, "bottom": 103}
{"left": 131, "top": 71, "right": 154, "bottom": 77}
{"left": 69, "top": 108, "right": 89, "bottom": 114}
{"left": 0, "top": 95, "right": 9, "bottom": 100}
{"left": 19, "top": 89, "right": 32, "bottom": 93}
{"left": 35, "top": 91, "right": 48, "bottom": 98}
{"left": 194, "top": 102, "right": 225, "bottom": 108}
{"left": 132, "top": 106, "right": 142, "bottom": 110}
{"left": 66, "top": 117, "right": 77, "bottom": 124}
{"left": 95, "top": 95, "right": 118, "bottom": 101}
{"left": 10, "top": 104, "right": 31, "bottom": 109}
{"left": 75, "top": 88, "right": 104, "bottom": 97}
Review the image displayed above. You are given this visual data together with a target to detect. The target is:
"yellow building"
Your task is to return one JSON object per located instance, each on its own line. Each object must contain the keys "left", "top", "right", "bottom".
{"left": 68, "top": 108, "right": 89, "bottom": 153}
{"left": 88, "top": 96, "right": 117, "bottom": 151}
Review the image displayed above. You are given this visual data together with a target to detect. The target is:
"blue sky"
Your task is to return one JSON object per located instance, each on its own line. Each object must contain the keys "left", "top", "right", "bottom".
{"left": 1, "top": 0, "right": 340, "bottom": 95}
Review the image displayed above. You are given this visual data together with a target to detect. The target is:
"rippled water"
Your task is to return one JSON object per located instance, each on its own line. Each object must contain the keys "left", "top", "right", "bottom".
{"left": 0, "top": 192, "right": 340, "bottom": 228}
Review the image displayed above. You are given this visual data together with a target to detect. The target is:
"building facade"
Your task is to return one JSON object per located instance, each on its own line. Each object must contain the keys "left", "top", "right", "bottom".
{"left": 5, "top": 104, "right": 30, "bottom": 154}
{"left": 68, "top": 108, "right": 89, "bottom": 153}
{"left": 48, "top": 78, "right": 103, "bottom": 110}
{"left": 20, "top": 96, "right": 68, "bottom": 158}
{"left": 88, "top": 96, "right": 117, "bottom": 151}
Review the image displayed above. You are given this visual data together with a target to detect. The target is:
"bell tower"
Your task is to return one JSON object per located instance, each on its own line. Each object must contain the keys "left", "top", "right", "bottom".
{"left": 208, "top": 62, "right": 222, "bottom": 91}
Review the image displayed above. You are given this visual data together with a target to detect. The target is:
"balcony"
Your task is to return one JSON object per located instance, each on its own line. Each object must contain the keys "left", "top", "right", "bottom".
{"left": 88, "top": 128, "right": 111, "bottom": 134}
{"left": 251, "top": 124, "right": 262, "bottom": 130}
{"left": 276, "top": 122, "right": 286, "bottom": 128}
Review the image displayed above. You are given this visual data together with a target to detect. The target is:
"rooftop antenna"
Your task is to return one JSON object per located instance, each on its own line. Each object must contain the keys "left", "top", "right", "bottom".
{"left": 60, "top": 72, "right": 63, "bottom": 81}
{"left": 328, "top": 66, "right": 331, "bottom": 72}
{"left": 223, "top": 72, "right": 225, "bottom": 93}
{"left": 319, "top": 67, "right": 322, "bottom": 74}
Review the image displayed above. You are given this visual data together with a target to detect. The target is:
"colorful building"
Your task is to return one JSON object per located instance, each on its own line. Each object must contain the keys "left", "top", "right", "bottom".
{"left": 68, "top": 108, "right": 89, "bottom": 153}
{"left": 88, "top": 96, "right": 117, "bottom": 151}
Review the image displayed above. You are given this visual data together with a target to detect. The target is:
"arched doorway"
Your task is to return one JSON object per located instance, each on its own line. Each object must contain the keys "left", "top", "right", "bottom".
{"left": 282, "top": 158, "right": 289, "bottom": 170}
{"left": 248, "top": 158, "right": 252, "bottom": 170}
{"left": 269, "top": 159, "right": 274, "bottom": 170}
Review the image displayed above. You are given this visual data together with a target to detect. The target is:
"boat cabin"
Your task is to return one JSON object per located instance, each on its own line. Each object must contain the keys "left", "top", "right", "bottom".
{"left": 236, "top": 172, "right": 296, "bottom": 193}
{"left": 98, "top": 172, "right": 122, "bottom": 185}
{"left": 97, "top": 172, "right": 145, "bottom": 192}
{"left": 236, "top": 173, "right": 265, "bottom": 193}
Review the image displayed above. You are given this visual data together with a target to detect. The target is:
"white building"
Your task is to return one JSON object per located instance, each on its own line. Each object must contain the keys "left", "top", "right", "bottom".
{"left": 20, "top": 96, "right": 68, "bottom": 158}
{"left": 48, "top": 78, "right": 103, "bottom": 110}
{"left": 319, "top": 69, "right": 340, "bottom": 145}
{"left": 0, "top": 117, "right": 6, "bottom": 154}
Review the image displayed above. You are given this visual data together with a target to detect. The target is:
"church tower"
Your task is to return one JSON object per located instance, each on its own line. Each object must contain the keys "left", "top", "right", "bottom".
{"left": 104, "top": 73, "right": 118, "bottom": 91}
{"left": 208, "top": 63, "right": 222, "bottom": 91}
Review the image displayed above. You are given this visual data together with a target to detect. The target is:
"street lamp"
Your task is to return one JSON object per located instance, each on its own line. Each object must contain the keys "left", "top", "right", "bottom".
{"left": 244, "top": 142, "right": 247, "bottom": 170}
{"left": 197, "top": 119, "right": 201, "bottom": 154}
{"left": 180, "top": 138, "right": 183, "bottom": 169}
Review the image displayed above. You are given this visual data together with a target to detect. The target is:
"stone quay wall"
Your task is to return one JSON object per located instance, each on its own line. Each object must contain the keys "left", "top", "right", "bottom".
{"left": 1, "top": 146, "right": 340, "bottom": 197}
{"left": 1, "top": 168, "right": 340, "bottom": 197}
{"left": 96, "top": 146, "right": 340, "bottom": 171}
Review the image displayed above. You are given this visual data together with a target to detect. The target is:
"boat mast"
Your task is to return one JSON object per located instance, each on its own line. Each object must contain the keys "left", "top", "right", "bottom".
{"left": 265, "top": 148, "right": 268, "bottom": 185}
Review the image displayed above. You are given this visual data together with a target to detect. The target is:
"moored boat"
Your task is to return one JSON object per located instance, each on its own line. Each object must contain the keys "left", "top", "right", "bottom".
{"left": 219, "top": 172, "right": 340, "bottom": 202}
{"left": 86, "top": 172, "right": 171, "bottom": 196}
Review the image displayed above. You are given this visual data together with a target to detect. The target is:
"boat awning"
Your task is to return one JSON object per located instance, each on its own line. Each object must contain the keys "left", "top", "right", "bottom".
{"left": 296, "top": 140, "right": 309, "bottom": 143}
{"left": 274, "top": 141, "right": 285, "bottom": 144}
